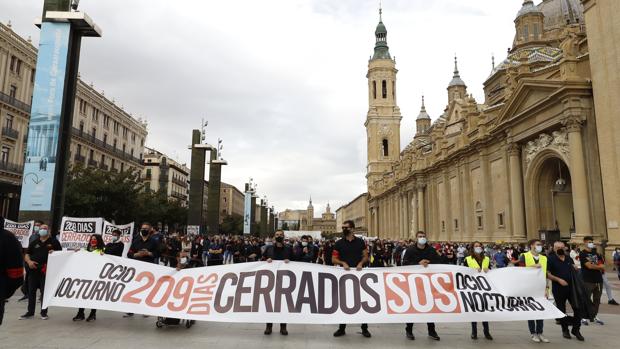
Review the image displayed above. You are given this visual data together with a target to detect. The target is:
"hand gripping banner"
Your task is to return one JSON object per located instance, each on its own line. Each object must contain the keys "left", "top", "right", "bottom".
{"left": 43, "top": 251, "right": 564, "bottom": 324}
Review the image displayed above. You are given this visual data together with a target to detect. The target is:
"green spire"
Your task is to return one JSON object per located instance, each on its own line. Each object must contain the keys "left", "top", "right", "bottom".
{"left": 372, "top": 7, "right": 391, "bottom": 60}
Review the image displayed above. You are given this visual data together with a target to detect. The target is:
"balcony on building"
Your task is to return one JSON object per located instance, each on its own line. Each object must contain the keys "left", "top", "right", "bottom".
{"left": 0, "top": 91, "right": 31, "bottom": 114}
{"left": 2, "top": 126, "right": 19, "bottom": 140}
{"left": 88, "top": 158, "right": 98, "bottom": 167}
{"left": 74, "top": 153, "right": 85, "bottom": 163}
{"left": 0, "top": 161, "right": 24, "bottom": 175}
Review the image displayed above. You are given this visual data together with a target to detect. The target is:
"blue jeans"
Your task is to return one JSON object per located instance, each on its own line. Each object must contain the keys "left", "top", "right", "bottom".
{"left": 528, "top": 320, "right": 544, "bottom": 334}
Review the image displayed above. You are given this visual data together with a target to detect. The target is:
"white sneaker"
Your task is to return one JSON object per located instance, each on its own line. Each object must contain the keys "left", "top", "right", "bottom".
{"left": 580, "top": 318, "right": 589, "bottom": 326}
{"left": 593, "top": 317, "right": 605, "bottom": 325}
{"left": 531, "top": 334, "right": 541, "bottom": 343}
{"left": 538, "top": 334, "right": 550, "bottom": 343}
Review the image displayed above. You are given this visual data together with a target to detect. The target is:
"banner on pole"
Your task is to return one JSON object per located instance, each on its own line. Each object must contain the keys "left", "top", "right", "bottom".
{"left": 43, "top": 251, "right": 564, "bottom": 324}
{"left": 243, "top": 191, "right": 251, "bottom": 235}
{"left": 102, "top": 221, "right": 134, "bottom": 257}
{"left": 58, "top": 217, "right": 103, "bottom": 250}
{"left": 4, "top": 219, "right": 34, "bottom": 248}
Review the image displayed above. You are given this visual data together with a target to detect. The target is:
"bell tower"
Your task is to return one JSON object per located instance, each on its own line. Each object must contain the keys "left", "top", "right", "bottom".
{"left": 365, "top": 8, "right": 402, "bottom": 193}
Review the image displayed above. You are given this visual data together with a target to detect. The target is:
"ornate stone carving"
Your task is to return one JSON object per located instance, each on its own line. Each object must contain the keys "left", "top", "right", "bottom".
{"left": 523, "top": 130, "right": 569, "bottom": 167}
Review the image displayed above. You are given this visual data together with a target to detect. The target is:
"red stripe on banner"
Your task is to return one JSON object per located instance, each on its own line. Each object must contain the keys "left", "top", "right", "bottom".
{"left": 7, "top": 267, "right": 24, "bottom": 279}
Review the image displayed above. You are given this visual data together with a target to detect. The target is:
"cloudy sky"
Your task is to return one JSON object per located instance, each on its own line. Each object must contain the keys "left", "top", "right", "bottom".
{"left": 1, "top": 0, "right": 519, "bottom": 215}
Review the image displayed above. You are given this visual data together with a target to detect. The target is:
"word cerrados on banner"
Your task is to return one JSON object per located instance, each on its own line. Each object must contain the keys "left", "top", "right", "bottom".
{"left": 43, "top": 251, "right": 564, "bottom": 324}
{"left": 4, "top": 219, "right": 34, "bottom": 248}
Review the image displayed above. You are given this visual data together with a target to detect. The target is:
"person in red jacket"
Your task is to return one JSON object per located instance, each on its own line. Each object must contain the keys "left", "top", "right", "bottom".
{"left": 0, "top": 216, "right": 25, "bottom": 326}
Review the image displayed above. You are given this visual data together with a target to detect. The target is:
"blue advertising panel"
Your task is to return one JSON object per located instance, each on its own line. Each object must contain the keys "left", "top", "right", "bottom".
{"left": 243, "top": 192, "right": 252, "bottom": 235}
{"left": 19, "top": 22, "right": 71, "bottom": 211}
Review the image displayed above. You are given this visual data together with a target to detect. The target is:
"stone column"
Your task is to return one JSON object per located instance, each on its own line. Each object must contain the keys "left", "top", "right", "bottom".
{"left": 508, "top": 143, "right": 526, "bottom": 241}
{"left": 565, "top": 117, "right": 592, "bottom": 238}
{"left": 417, "top": 183, "right": 425, "bottom": 232}
{"left": 480, "top": 150, "right": 494, "bottom": 241}
{"left": 443, "top": 171, "right": 451, "bottom": 241}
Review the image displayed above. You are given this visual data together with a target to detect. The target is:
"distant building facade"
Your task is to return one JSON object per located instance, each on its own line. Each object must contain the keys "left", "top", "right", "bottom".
{"left": 278, "top": 198, "right": 337, "bottom": 235}
{"left": 336, "top": 193, "right": 369, "bottom": 235}
{"left": 142, "top": 147, "right": 189, "bottom": 206}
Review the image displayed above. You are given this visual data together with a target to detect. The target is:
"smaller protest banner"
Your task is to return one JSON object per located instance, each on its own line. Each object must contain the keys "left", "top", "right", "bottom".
{"left": 58, "top": 217, "right": 103, "bottom": 250}
{"left": 4, "top": 219, "right": 34, "bottom": 248}
{"left": 102, "top": 221, "right": 134, "bottom": 257}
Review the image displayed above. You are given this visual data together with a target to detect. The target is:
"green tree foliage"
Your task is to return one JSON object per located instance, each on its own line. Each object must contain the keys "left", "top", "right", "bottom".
{"left": 220, "top": 214, "right": 244, "bottom": 235}
{"left": 64, "top": 165, "right": 188, "bottom": 227}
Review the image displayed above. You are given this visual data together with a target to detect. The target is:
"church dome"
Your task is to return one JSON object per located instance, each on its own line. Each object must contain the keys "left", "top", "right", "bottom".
{"left": 516, "top": 0, "right": 542, "bottom": 18}
{"left": 538, "top": 0, "right": 584, "bottom": 30}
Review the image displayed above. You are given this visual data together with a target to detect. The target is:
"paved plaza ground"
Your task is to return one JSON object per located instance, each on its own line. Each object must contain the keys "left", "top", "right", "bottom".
{"left": 2, "top": 275, "right": 619, "bottom": 349}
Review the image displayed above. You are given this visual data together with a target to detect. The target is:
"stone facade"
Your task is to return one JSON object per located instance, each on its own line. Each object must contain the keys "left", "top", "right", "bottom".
{"left": 278, "top": 198, "right": 337, "bottom": 235}
{"left": 219, "top": 182, "right": 244, "bottom": 222}
{"left": 142, "top": 147, "right": 189, "bottom": 206}
{"left": 366, "top": 0, "right": 617, "bottom": 254}
{"left": 336, "top": 193, "right": 369, "bottom": 235}
{"left": 0, "top": 22, "right": 148, "bottom": 220}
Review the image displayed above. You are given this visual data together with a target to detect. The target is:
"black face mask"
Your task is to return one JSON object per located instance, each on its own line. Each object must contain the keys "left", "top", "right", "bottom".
{"left": 275, "top": 236, "right": 284, "bottom": 243}
{"left": 140, "top": 229, "right": 149, "bottom": 237}
{"left": 342, "top": 228, "right": 350, "bottom": 235}
{"left": 556, "top": 249, "right": 565, "bottom": 256}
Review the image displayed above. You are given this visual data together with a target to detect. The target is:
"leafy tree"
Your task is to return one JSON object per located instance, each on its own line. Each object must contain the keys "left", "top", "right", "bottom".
{"left": 220, "top": 214, "right": 244, "bottom": 235}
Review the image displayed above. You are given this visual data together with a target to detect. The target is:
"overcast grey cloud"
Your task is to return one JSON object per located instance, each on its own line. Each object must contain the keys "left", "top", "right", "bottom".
{"left": 1, "top": 0, "right": 517, "bottom": 214}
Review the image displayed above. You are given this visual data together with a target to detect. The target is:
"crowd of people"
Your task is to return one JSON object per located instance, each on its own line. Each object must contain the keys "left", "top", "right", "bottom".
{"left": 2, "top": 217, "right": 619, "bottom": 343}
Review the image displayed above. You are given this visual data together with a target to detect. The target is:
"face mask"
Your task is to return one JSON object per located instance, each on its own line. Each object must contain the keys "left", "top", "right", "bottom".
{"left": 180, "top": 257, "right": 188, "bottom": 264}
{"left": 301, "top": 242, "right": 308, "bottom": 247}
{"left": 265, "top": 241, "right": 273, "bottom": 246}
{"left": 535, "top": 245, "right": 543, "bottom": 253}
{"left": 34, "top": 226, "right": 40, "bottom": 233}
{"left": 587, "top": 242, "right": 595, "bottom": 249}
{"left": 342, "top": 228, "right": 350, "bottom": 235}
{"left": 39, "top": 229, "right": 48, "bottom": 237}
{"left": 418, "top": 237, "right": 427, "bottom": 245}
{"left": 556, "top": 249, "right": 565, "bottom": 256}
{"left": 90, "top": 240, "right": 98, "bottom": 247}
{"left": 275, "top": 236, "right": 284, "bottom": 243}
{"left": 140, "top": 229, "right": 149, "bottom": 237}
{"left": 112, "top": 235, "right": 120, "bottom": 243}
{"left": 474, "top": 247, "right": 483, "bottom": 254}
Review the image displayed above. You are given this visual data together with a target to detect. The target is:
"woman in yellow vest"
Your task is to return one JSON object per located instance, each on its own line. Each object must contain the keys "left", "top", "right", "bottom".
{"left": 72, "top": 234, "right": 105, "bottom": 322}
{"left": 464, "top": 241, "right": 493, "bottom": 340}
{"left": 518, "top": 239, "right": 550, "bottom": 343}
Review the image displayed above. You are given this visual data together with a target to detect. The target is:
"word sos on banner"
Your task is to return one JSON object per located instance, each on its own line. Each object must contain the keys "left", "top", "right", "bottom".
{"left": 4, "top": 219, "right": 34, "bottom": 248}
{"left": 43, "top": 251, "right": 564, "bottom": 324}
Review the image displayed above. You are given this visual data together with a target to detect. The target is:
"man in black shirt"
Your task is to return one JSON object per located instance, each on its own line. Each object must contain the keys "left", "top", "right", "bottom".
{"left": 332, "top": 220, "right": 370, "bottom": 338}
{"left": 547, "top": 241, "right": 584, "bottom": 340}
{"left": 104, "top": 229, "right": 125, "bottom": 257}
{"left": 0, "top": 217, "right": 24, "bottom": 326}
{"left": 127, "top": 223, "right": 158, "bottom": 263}
{"left": 579, "top": 236, "right": 605, "bottom": 325}
{"left": 402, "top": 231, "right": 441, "bottom": 341}
{"left": 263, "top": 230, "right": 292, "bottom": 335}
{"left": 20, "top": 224, "right": 61, "bottom": 320}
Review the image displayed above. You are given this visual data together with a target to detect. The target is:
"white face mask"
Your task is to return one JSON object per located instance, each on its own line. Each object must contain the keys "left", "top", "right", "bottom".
{"left": 587, "top": 242, "right": 595, "bottom": 249}
{"left": 535, "top": 245, "right": 543, "bottom": 253}
{"left": 474, "top": 247, "right": 483, "bottom": 254}
{"left": 302, "top": 242, "right": 308, "bottom": 247}
{"left": 39, "top": 229, "right": 49, "bottom": 237}
{"left": 180, "top": 257, "right": 188, "bottom": 264}
{"left": 112, "top": 236, "right": 120, "bottom": 243}
{"left": 418, "top": 237, "right": 427, "bottom": 245}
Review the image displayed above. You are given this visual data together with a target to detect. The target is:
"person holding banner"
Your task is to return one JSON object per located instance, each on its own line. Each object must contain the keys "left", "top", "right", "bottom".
{"left": 332, "top": 220, "right": 371, "bottom": 338}
{"left": 125, "top": 223, "right": 158, "bottom": 318}
{"left": 464, "top": 242, "right": 493, "bottom": 340}
{"left": 0, "top": 217, "right": 24, "bottom": 326}
{"left": 19, "top": 220, "right": 43, "bottom": 302}
{"left": 518, "top": 239, "right": 550, "bottom": 343}
{"left": 104, "top": 229, "right": 125, "bottom": 257}
{"left": 73, "top": 234, "right": 105, "bottom": 322}
{"left": 263, "top": 230, "right": 292, "bottom": 335}
{"left": 402, "top": 231, "right": 441, "bottom": 341}
{"left": 20, "top": 224, "right": 61, "bottom": 320}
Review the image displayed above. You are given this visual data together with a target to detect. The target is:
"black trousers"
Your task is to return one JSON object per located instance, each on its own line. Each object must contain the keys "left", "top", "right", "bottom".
{"left": 27, "top": 270, "right": 46, "bottom": 315}
{"left": 471, "top": 322, "right": 489, "bottom": 334}
{"left": 406, "top": 322, "right": 436, "bottom": 333}
{"left": 77, "top": 308, "right": 97, "bottom": 316}
{"left": 0, "top": 298, "right": 5, "bottom": 326}
{"left": 339, "top": 323, "right": 368, "bottom": 331}
{"left": 552, "top": 286, "right": 581, "bottom": 330}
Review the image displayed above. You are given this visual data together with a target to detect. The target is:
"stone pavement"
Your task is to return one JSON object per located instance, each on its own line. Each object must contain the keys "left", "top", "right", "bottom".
{"left": 2, "top": 272, "right": 618, "bottom": 349}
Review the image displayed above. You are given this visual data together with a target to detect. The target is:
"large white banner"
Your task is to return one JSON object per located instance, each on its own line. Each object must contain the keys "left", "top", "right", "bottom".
{"left": 43, "top": 251, "right": 564, "bottom": 323}
{"left": 58, "top": 217, "right": 103, "bottom": 250}
{"left": 4, "top": 219, "right": 34, "bottom": 248}
{"left": 102, "top": 221, "right": 134, "bottom": 257}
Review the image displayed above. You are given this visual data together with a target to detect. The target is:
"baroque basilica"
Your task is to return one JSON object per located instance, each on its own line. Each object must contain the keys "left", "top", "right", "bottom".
{"left": 364, "top": 0, "right": 620, "bottom": 256}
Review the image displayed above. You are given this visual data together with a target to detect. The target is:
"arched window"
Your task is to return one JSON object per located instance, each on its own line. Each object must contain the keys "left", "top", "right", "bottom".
{"left": 523, "top": 25, "right": 529, "bottom": 41}
{"left": 372, "top": 81, "right": 377, "bottom": 99}
{"left": 382, "top": 139, "right": 389, "bottom": 157}
{"left": 382, "top": 80, "right": 387, "bottom": 98}
{"left": 533, "top": 24, "right": 539, "bottom": 39}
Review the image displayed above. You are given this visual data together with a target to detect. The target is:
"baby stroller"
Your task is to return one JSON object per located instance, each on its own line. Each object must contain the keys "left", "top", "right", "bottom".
{"left": 155, "top": 317, "right": 195, "bottom": 329}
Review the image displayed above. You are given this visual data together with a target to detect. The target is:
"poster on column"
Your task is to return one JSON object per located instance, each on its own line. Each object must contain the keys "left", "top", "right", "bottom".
{"left": 102, "top": 221, "right": 134, "bottom": 257}
{"left": 243, "top": 192, "right": 251, "bottom": 235}
{"left": 19, "top": 22, "right": 71, "bottom": 212}
{"left": 58, "top": 217, "right": 103, "bottom": 250}
{"left": 4, "top": 219, "right": 34, "bottom": 248}
{"left": 43, "top": 251, "right": 565, "bottom": 324}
